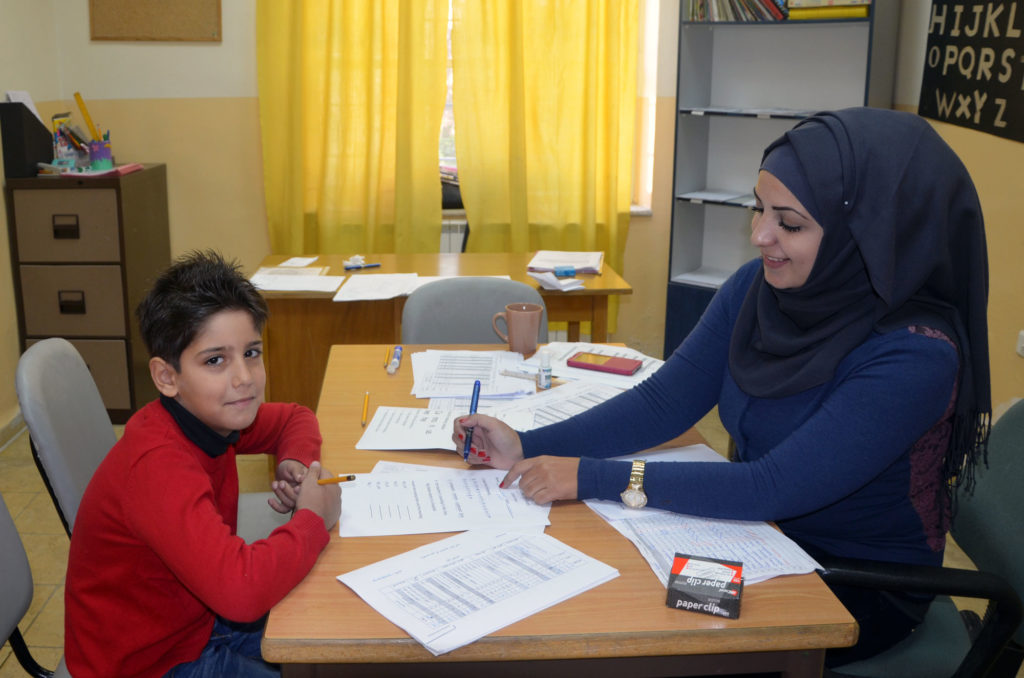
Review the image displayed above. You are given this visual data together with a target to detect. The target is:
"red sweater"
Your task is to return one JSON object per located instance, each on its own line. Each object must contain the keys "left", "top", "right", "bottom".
{"left": 64, "top": 400, "right": 330, "bottom": 678}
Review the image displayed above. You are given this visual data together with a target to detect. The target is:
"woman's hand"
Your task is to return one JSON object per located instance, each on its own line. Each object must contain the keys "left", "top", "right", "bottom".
{"left": 452, "top": 414, "right": 523, "bottom": 469}
{"left": 500, "top": 456, "right": 580, "bottom": 504}
{"left": 269, "top": 458, "right": 308, "bottom": 513}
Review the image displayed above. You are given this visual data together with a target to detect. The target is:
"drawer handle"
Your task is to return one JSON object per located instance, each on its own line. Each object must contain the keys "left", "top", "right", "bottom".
{"left": 58, "top": 290, "right": 86, "bottom": 315}
{"left": 52, "top": 214, "right": 80, "bottom": 240}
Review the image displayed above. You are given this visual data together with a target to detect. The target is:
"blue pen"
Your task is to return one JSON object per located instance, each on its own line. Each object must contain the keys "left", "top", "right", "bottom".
{"left": 462, "top": 380, "right": 481, "bottom": 461}
{"left": 344, "top": 262, "right": 382, "bottom": 270}
{"left": 386, "top": 345, "right": 403, "bottom": 374}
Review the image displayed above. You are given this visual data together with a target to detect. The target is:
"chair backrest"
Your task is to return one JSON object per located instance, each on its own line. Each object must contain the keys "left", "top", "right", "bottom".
{"left": 0, "top": 490, "right": 70, "bottom": 677}
{"left": 951, "top": 399, "right": 1024, "bottom": 646}
{"left": 0, "top": 492, "right": 33, "bottom": 651}
{"left": 401, "top": 277, "right": 549, "bottom": 344}
{"left": 16, "top": 338, "right": 117, "bottom": 534}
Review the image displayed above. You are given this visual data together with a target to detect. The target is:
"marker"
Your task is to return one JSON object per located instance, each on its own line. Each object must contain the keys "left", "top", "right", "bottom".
{"left": 384, "top": 345, "right": 392, "bottom": 367}
{"left": 360, "top": 391, "right": 370, "bottom": 427}
{"left": 462, "top": 380, "right": 481, "bottom": 462}
{"left": 386, "top": 345, "right": 403, "bottom": 374}
{"left": 318, "top": 474, "right": 357, "bottom": 485}
{"left": 343, "top": 263, "right": 381, "bottom": 270}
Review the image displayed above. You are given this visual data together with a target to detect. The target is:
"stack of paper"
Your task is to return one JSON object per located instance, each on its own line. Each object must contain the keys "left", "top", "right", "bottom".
{"left": 527, "top": 250, "right": 604, "bottom": 274}
{"left": 527, "top": 270, "right": 585, "bottom": 292}
{"left": 489, "top": 379, "right": 625, "bottom": 430}
{"left": 410, "top": 350, "right": 536, "bottom": 399}
{"left": 583, "top": 448, "right": 821, "bottom": 585}
{"left": 338, "top": 463, "right": 551, "bottom": 537}
{"left": 338, "top": 530, "right": 619, "bottom": 655}
{"left": 250, "top": 266, "right": 344, "bottom": 292}
{"left": 333, "top": 274, "right": 419, "bottom": 301}
{"left": 356, "top": 406, "right": 533, "bottom": 451}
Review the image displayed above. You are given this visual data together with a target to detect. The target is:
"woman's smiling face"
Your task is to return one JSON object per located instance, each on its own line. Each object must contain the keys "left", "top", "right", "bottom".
{"left": 750, "top": 170, "right": 824, "bottom": 290}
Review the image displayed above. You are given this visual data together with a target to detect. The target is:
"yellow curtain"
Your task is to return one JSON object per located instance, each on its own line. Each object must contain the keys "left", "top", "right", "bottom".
{"left": 450, "top": 0, "right": 639, "bottom": 333}
{"left": 256, "top": 0, "right": 448, "bottom": 255}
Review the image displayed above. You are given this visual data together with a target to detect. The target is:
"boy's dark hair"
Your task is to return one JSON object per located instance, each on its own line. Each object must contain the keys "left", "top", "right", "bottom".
{"left": 136, "top": 250, "right": 268, "bottom": 370}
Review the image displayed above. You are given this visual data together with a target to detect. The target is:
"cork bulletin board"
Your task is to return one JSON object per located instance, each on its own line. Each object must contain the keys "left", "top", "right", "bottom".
{"left": 88, "top": 0, "right": 221, "bottom": 42}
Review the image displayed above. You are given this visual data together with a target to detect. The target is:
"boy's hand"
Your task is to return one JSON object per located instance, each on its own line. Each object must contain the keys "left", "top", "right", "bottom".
{"left": 295, "top": 461, "right": 342, "bottom": 530}
{"left": 268, "top": 459, "right": 308, "bottom": 513}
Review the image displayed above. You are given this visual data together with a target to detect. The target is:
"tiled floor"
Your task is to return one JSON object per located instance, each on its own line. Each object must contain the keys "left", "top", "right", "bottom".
{"left": 0, "top": 412, "right": 1015, "bottom": 675}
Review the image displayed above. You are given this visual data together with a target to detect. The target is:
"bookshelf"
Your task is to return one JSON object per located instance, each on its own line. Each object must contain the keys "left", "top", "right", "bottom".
{"left": 663, "top": 5, "right": 900, "bottom": 356}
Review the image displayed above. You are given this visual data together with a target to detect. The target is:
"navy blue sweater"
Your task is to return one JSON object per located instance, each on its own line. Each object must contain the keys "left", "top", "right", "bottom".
{"left": 521, "top": 260, "right": 958, "bottom": 566}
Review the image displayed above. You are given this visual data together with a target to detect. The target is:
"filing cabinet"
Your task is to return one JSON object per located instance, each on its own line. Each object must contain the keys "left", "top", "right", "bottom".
{"left": 5, "top": 164, "right": 170, "bottom": 422}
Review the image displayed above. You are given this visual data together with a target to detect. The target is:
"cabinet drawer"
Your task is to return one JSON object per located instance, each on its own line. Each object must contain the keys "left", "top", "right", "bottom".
{"left": 13, "top": 188, "right": 120, "bottom": 262}
{"left": 26, "top": 338, "right": 131, "bottom": 410}
{"left": 20, "top": 265, "right": 126, "bottom": 336}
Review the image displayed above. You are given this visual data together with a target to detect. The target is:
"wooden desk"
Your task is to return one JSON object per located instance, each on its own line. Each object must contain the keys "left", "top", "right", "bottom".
{"left": 258, "top": 253, "right": 631, "bottom": 411}
{"left": 262, "top": 344, "right": 857, "bottom": 678}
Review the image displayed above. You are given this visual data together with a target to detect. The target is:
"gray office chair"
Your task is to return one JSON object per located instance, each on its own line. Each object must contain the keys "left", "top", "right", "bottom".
{"left": 1, "top": 491, "right": 71, "bottom": 678}
{"left": 15, "top": 338, "right": 287, "bottom": 543}
{"left": 401, "top": 277, "right": 548, "bottom": 344}
{"left": 822, "top": 399, "right": 1024, "bottom": 678}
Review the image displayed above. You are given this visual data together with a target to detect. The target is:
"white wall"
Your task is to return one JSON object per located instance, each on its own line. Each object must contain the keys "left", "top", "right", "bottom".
{"left": 52, "top": 0, "right": 257, "bottom": 99}
{"left": 895, "top": 0, "right": 929, "bottom": 105}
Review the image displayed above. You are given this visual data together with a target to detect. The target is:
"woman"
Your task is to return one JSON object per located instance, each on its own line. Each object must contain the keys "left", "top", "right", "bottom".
{"left": 453, "top": 108, "right": 991, "bottom": 665}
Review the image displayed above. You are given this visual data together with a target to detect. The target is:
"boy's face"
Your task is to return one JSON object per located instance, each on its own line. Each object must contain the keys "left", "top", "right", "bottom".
{"left": 151, "top": 309, "right": 266, "bottom": 436}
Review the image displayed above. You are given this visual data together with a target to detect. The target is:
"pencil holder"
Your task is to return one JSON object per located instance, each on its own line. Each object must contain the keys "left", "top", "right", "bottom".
{"left": 88, "top": 140, "right": 113, "bottom": 170}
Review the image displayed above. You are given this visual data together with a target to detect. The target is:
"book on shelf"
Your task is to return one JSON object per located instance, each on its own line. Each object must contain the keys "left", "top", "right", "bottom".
{"left": 787, "top": 0, "right": 869, "bottom": 6}
{"left": 685, "top": 0, "right": 785, "bottom": 21}
{"left": 788, "top": 5, "right": 869, "bottom": 19}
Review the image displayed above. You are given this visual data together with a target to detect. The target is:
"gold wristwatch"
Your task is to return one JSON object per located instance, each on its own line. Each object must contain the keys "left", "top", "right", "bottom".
{"left": 620, "top": 459, "right": 647, "bottom": 509}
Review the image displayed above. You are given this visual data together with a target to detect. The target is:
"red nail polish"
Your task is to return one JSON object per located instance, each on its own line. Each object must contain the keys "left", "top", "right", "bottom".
{"left": 458, "top": 433, "right": 464, "bottom": 440}
{"left": 498, "top": 480, "right": 505, "bottom": 488}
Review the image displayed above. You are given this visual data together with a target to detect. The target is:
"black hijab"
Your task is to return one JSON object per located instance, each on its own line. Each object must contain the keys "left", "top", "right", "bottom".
{"left": 728, "top": 107, "right": 990, "bottom": 491}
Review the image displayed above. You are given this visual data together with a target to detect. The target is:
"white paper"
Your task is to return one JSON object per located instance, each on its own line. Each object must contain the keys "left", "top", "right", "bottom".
{"left": 338, "top": 530, "right": 619, "bottom": 655}
{"left": 252, "top": 265, "right": 329, "bottom": 276}
{"left": 527, "top": 250, "right": 604, "bottom": 273}
{"left": 338, "top": 468, "right": 551, "bottom": 537}
{"left": 492, "top": 379, "right": 626, "bottom": 430}
{"left": 410, "top": 350, "right": 535, "bottom": 399}
{"left": 357, "top": 407, "right": 459, "bottom": 450}
{"left": 527, "top": 270, "right": 586, "bottom": 292}
{"left": 333, "top": 273, "right": 420, "bottom": 301}
{"left": 356, "top": 406, "right": 533, "bottom": 451}
{"left": 279, "top": 256, "right": 319, "bottom": 267}
{"left": 4, "top": 90, "right": 43, "bottom": 124}
{"left": 609, "top": 513, "right": 820, "bottom": 586}
{"left": 250, "top": 273, "right": 344, "bottom": 292}
{"left": 408, "top": 274, "right": 512, "bottom": 294}
{"left": 580, "top": 448, "right": 820, "bottom": 585}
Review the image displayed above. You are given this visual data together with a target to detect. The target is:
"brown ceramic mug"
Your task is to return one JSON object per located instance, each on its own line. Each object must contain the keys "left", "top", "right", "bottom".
{"left": 492, "top": 303, "right": 542, "bottom": 355}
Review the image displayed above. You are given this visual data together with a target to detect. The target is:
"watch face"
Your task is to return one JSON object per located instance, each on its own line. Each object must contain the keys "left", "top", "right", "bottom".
{"left": 620, "top": 488, "right": 647, "bottom": 509}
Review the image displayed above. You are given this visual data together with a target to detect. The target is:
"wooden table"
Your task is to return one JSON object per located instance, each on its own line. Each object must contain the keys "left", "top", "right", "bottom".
{"left": 258, "top": 253, "right": 631, "bottom": 411}
{"left": 261, "top": 344, "right": 857, "bottom": 677}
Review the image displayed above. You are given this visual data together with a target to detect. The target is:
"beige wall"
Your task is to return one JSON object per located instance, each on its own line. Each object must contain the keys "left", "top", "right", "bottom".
{"left": 0, "top": 2, "right": 58, "bottom": 428}
{"left": 0, "top": 1, "right": 266, "bottom": 431}
{"left": 1, "top": 0, "right": 1021, "bottom": 431}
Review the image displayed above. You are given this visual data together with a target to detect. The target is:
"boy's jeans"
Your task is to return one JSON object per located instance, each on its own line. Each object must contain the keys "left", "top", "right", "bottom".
{"left": 164, "top": 617, "right": 279, "bottom": 678}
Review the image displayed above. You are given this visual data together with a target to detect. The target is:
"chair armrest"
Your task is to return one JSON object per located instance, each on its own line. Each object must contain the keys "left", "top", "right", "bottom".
{"left": 818, "top": 555, "right": 1023, "bottom": 678}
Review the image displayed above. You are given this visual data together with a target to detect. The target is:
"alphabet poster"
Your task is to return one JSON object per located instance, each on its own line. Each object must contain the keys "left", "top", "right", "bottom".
{"left": 918, "top": 1, "right": 1024, "bottom": 143}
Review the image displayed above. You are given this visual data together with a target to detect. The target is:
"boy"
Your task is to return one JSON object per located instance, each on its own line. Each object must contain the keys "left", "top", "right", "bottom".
{"left": 64, "top": 251, "right": 341, "bottom": 677}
